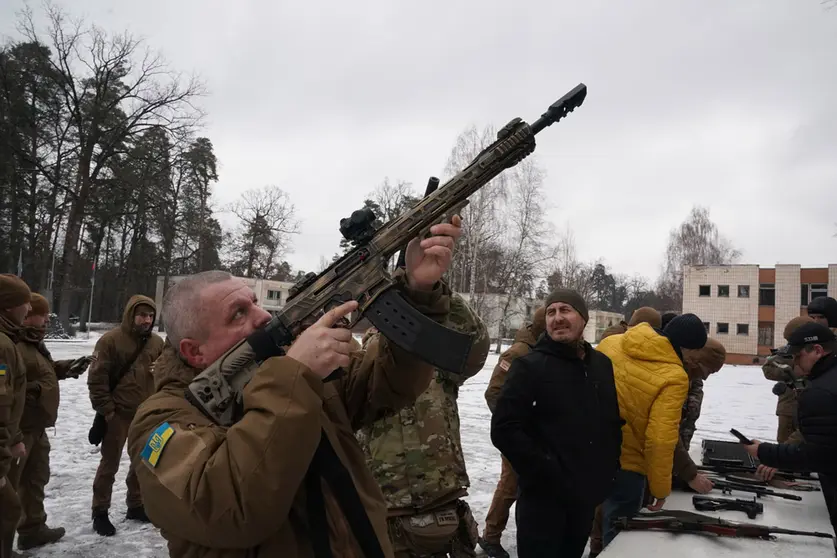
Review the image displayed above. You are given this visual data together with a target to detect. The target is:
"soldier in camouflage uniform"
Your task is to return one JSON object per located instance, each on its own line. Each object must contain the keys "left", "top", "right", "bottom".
{"left": 356, "top": 292, "right": 491, "bottom": 558}
{"left": 763, "top": 316, "right": 813, "bottom": 444}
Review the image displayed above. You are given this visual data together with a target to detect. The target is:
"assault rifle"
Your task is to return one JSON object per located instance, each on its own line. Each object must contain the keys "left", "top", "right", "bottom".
{"left": 692, "top": 495, "right": 763, "bottom": 519}
{"left": 185, "top": 84, "right": 588, "bottom": 426}
{"left": 711, "top": 478, "right": 802, "bottom": 501}
{"left": 697, "top": 463, "right": 811, "bottom": 482}
{"left": 614, "top": 509, "right": 833, "bottom": 541}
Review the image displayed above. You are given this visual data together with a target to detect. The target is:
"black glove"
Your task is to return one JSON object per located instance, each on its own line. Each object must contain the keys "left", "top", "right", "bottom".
{"left": 67, "top": 356, "right": 93, "bottom": 378}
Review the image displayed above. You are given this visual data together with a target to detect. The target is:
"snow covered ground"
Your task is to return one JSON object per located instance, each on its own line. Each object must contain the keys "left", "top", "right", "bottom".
{"left": 25, "top": 338, "right": 812, "bottom": 557}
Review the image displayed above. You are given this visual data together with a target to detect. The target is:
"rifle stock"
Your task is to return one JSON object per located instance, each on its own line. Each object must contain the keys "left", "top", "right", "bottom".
{"left": 615, "top": 509, "right": 833, "bottom": 541}
{"left": 185, "top": 84, "right": 588, "bottom": 426}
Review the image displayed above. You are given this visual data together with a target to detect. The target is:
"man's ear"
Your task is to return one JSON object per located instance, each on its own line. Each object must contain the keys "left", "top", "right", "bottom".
{"left": 179, "top": 338, "right": 204, "bottom": 368}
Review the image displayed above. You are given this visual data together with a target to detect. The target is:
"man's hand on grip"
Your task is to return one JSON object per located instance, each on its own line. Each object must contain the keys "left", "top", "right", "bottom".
{"left": 406, "top": 215, "right": 462, "bottom": 291}
{"left": 287, "top": 300, "right": 359, "bottom": 379}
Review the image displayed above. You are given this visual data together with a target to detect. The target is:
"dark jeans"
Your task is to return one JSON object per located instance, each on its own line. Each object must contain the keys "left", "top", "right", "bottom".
{"left": 515, "top": 489, "right": 595, "bottom": 558}
{"left": 601, "top": 469, "right": 647, "bottom": 548}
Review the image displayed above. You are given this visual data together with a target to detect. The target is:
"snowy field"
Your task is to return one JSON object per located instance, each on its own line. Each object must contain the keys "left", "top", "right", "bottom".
{"left": 25, "top": 339, "right": 795, "bottom": 557}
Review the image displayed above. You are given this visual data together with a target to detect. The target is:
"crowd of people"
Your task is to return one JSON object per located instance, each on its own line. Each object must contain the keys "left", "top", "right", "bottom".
{"left": 0, "top": 213, "right": 835, "bottom": 558}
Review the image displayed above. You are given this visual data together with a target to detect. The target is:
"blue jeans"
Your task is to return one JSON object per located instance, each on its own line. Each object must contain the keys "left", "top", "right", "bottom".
{"left": 601, "top": 469, "right": 647, "bottom": 548}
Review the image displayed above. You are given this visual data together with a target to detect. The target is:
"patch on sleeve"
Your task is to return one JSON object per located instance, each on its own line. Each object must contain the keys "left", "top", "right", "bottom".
{"left": 141, "top": 422, "right": 175, "bottom": 467}
{"left": 0, "top": 364, "right": 7, "bottom": 376}
{"left": 499, "top": 360, "right": 510, "bottom": 371}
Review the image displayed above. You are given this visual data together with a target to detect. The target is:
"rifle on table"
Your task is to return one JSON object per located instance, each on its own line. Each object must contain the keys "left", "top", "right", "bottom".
{"left": 614, "top": 509, "right": 833, "bottom": 541}
{"left": 710, "top": 479, "right": 802, "bottom": 501}
{"left": 698, "top": 461, "right": 814, "bottom": 481}
{"left": 692, "top": 495, "right": 763, "bottom": 519}
{"left": 702, "top": 470, "right": 821, "bottom": 493}
{"left": 185, "top": 84, "right": 588, "bottom": 427}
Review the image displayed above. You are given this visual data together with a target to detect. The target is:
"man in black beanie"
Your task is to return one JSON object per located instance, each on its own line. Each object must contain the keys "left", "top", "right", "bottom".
{"left": 807, "top": 296, "right": 837, "bottom": 330}
{"left": 596, "top": 313, "right": 706, "bottom": 549}
{"left": 491, "top": 289, "right": 623, "bottom": 558}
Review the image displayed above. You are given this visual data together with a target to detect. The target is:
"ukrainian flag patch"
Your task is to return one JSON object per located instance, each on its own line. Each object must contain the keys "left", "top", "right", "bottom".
{"left": 0, "top": 364, "right": 7, "bottom": 376}
{"left": 141, "top": 422, "right": 175, "bottom": 468}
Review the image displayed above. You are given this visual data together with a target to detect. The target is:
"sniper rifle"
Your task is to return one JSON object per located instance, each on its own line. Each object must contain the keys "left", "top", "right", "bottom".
{"left": 614, "top": 509, "right": 833, "bottom": 541}
{"left": 185, "top": 84, "right": 588, "bottom": 427}
{"left": 691, "top": 495, "right": 763, "bottom": 520}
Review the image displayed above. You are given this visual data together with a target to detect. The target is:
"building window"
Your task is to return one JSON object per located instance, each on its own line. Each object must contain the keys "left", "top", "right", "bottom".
{"left": 737, "top": 324, "right": 749, "bottom": 336}
{"left": 738, "top": 285, "right": 750, "bottom": 298}
{"left": 800, "top": 284, "right": 828, "bottom": 306}
{"left": 758, "top": 324, "right": 774, "bottom": 345}
{"left": 702, "top": 322, "right": 710, "bottom": 333}
{"left": 717, "top": 322, "right": 729, "bottom": 334}
{"left": 699, "top": 285, "right": 710, "bottom": 297}
{"left": 718, "top": 285, "right": 730, "bottom": 297}
{"left": 267, "top": 289, "right": 282, "bottom": 302}
{"left": 759, "top": 283, "right": 775, "bottom": 306}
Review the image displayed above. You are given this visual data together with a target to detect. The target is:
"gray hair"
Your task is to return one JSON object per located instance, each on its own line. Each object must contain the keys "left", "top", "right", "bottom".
{"left": 163, "top": 270, "right": 234, "bottom": 350}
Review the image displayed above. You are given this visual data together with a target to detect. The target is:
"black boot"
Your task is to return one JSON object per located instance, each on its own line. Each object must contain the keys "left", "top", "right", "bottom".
{"left": 126, "top": 506, "right": 150, "bottom": 523}
{"left": 92, "top": 510, "right": 116, "bottom": 537}
{"left": 478, "top": 536, "right": 510, "bottom": 558}
{"left": 17, "top": 525, "right": 66, "bottom": 549}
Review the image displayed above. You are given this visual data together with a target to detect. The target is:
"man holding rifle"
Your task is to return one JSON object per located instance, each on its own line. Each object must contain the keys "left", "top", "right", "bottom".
{"left": 127, "top": 218, "right": 461, "bottom": 557}
{"left": 745, "top": 323, "right": 837, "bottom": 535}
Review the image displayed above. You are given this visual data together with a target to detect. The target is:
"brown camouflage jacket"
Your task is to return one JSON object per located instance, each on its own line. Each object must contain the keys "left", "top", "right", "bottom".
{"left": 356, "top": 293, "right": 490, "bottom": 513}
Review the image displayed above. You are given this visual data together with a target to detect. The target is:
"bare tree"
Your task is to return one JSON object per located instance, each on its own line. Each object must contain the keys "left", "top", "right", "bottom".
{"left": 490, "top": 157, "right": 553, "bottom": 351}
{"left": 657, "top": 205, "right": 740, "bottom": 310}
{"left": 17, "top": 4, "right": 205, "bottom": 325}
{"left": 226, "top": 185, "right": 300, "bottom": 278}
{"left": 444, "top": 124, "right": 507, "bottom": 314}
{"left": 542, "top": 227, "right": 596, "bottom": 302}
{"left": 371, "top": 177, "right": 418, "bottom": 222}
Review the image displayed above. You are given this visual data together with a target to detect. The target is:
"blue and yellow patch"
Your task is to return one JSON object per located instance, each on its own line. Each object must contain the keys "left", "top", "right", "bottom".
{"left": 0, "top": 364, "right": 7, "bottom": 376}
{"left": 141, "top": 422, "right": 175, "bottom": 468}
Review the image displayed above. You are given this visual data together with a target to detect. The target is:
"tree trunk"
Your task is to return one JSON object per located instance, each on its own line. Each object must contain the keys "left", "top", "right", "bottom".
{"left": 57, "top": 156, "right": 92, "bottom": 327}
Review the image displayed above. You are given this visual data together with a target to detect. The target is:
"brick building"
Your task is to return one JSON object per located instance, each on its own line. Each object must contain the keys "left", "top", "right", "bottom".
{"left": 683, "top": 264, "right": 837, "bottom": 364}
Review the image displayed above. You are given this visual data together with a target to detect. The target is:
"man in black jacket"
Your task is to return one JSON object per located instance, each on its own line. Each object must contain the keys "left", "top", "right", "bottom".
{"left": 491, "top": 289, "right": 623, "bottom": 558}
{"left": 745, "top": 322, "right": 837, "bottom": 533}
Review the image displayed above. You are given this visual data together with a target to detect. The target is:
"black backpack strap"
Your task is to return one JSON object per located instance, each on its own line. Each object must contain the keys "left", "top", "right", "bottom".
{"left": 305, "top": 430, "right": 385, "bottom": 558}
{"left": 108, "top": 336, "right": 149, "bottom": 392}
{"left": 305, "top": 451, "right": 333, "bottom": 558}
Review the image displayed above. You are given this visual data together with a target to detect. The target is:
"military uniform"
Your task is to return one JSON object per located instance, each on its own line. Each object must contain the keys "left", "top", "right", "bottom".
{"left": 87, "top": 295, "right": 164, "bottom": 529}
{"left": 356, "top": 293, "right": 490, "bottom": 558}
{"left": 127, "top": 276, "right": 451, "bottom": 557}
{"left": 0, "top": 275, "right": 30, "bottom": 558}
{"left": 762, "top": 316, "right": 814, "bottom": 444}
{"left": 8, "top": 292, "right": 87, "bottom": 550}
{"left": 763, "top": 353, "right": 802, "bottom": 443}
{"left": 480, "top": 308, "right": 544, "bottom": 556}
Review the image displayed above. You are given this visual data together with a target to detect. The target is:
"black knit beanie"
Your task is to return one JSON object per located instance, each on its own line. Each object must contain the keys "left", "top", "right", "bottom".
{"left": 660, "top": 312, "right": 678, "bottom": 329}
{"left": 545, "top": 289, "right": 589, "bottom": 322}
{"left": 807, "top": 296, "right": 837, "bottom": 328}
{"left": 663, "top": 313, "right": 707, "bottom": 351}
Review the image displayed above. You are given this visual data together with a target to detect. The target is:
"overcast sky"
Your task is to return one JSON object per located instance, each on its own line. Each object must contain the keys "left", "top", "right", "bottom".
{"left": 2, "top": 0, "right": 836, "bottom": 282}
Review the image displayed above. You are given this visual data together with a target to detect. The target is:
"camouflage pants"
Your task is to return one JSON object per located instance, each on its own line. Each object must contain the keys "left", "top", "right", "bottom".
{"left": 388, "top": 500, "right": 478, "bottom": 558}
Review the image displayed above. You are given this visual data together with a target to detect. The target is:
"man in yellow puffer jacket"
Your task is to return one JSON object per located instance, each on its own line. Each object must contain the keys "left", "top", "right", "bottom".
{"left": 596, "top": 314, "right": 707, "bottom": 548}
